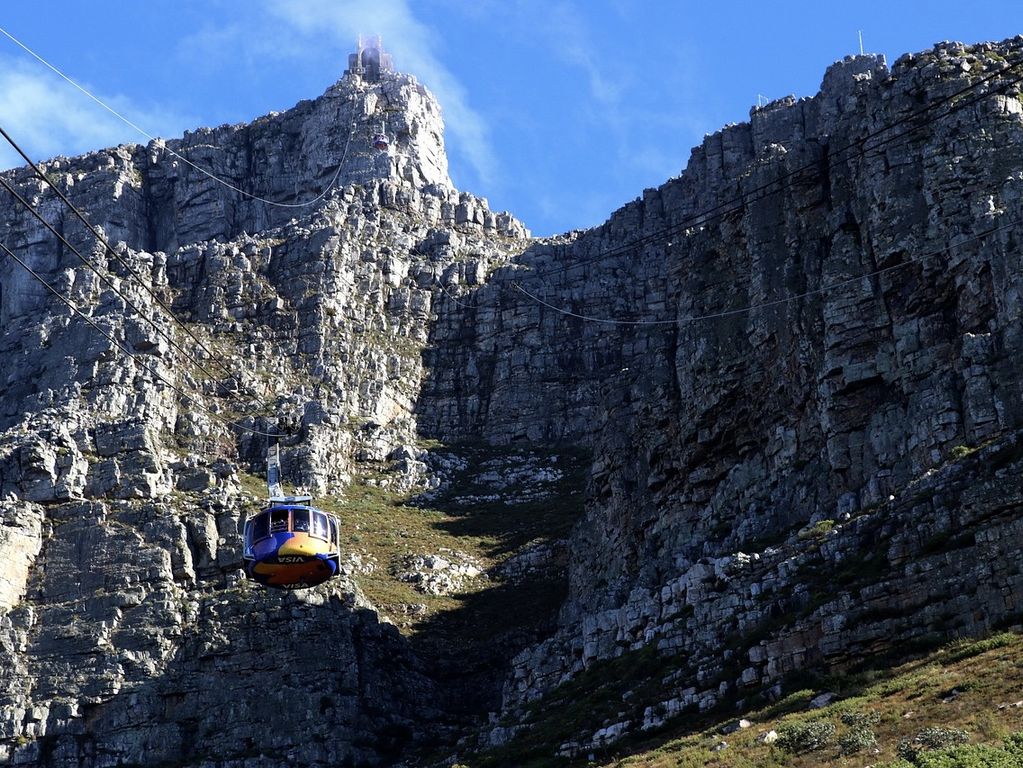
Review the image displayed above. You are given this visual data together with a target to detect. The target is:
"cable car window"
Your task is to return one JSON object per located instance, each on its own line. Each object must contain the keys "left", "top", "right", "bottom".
{"left": 269, "top": 508, "right": 289, "bottom": 533}
{"left": 311, "top": 512, "right": 327, "bottom": 540}
{"left": 252, "top": 512, "right": 270, "bottom": 540}
{"left": 329, "top": 517, "right": 338, "bottom": 548}
{"left": 292, "top": 508, "right": 310, "bottom": 533}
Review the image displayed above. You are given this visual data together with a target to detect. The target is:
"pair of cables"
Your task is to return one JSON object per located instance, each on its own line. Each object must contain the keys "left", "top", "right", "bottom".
{"left": 2, "top": 29, "right": 1020, "bottom": 419}
{"left": 443, "top": 50, "right": 1023, "bottom": 327}
{"left": 0, "top": 30, "right": 363, "bottom": 438}
{"left": 0, "top": 149, "right": 286, "bottom": 438}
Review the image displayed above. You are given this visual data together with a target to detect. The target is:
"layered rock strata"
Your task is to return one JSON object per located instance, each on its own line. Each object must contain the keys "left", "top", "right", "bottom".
{"left": 0, "top": 60, "right": 526, "bottom": 766}
{"left": 1, "top": 34, "right": 1023, "bottom": 766}
{"left": 451, "top": 41, "right": 1023, "bottom": 749}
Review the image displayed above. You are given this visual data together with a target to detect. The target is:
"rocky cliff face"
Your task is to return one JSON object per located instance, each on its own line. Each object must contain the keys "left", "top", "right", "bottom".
{"left": 463, "top": 42, "right": 1023, "bottom": 755}
{"left": 0, "top": 60, "right": 529, "bottom": 766}
{"left": 2, "top": 36, "right": 1023, "bottom": 766}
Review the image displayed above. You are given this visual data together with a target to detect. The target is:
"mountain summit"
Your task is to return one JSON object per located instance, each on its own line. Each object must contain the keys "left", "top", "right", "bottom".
{"left": 2, "top": 36, "right": 1023, "bottom": 766}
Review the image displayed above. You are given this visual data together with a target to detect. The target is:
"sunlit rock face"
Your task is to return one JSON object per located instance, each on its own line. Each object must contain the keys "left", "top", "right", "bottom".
{"left": 3, "top": 34, "right": 1023, "bottom": 765}
{"left": 0, "top": 40, "right": 528, "bottom": 766}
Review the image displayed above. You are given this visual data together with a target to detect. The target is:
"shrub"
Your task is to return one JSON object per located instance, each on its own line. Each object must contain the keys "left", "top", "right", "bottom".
{"left": 898, "top": 727, "right": 970, "bottom": 760}
{"left": 841, "top": 709, "right": 881, "bottom": 728}
{"left": 914, "top": 743, "right": 1019, "bottom": 767}
{"left": 942, "top": 632, "right": 1017, "bottom": 664}
{"left": 798, "top": 519, "right": 836, "bottom": 540}
{"left": 1003, "top": 731, "right": 1023, "bottom": 757}
{"left": 776, "top": 719, "right": 836, "bottom": 753}
{"left": 839, "top": 725, "right": 878, "bottom": 755}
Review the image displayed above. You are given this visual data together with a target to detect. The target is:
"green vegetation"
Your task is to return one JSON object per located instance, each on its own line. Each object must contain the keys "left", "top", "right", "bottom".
{"left": 465, "top": 630, "right": 1023, "bottom": 767}
{"left": 797, "top": 519, "right": 835, "bottom": 541}
{"left": 777, "top": 720, "right": 836, "bottom": 753}
{"left": 239, "top": 443, "right": 589, "bottom": 639}
{"left": 940, "top": 633, "right": 1017, "bottom": 664}
{"left": 879, "top": 732, "right": 1023, "bottom": 767}
{"left": 897, "top": 727, "right": 971, "bottom": 761}
{"left": 839, "top": 724, "right": 879, "bottom": 755}
{"left": 237, "top": 470, "right": 267, "bottom": 501}
{"left": 320, "top": 445, "right": 588, "bottom": 630}
{"left": 479, "top": 644, "right": 691, "bottom": 768}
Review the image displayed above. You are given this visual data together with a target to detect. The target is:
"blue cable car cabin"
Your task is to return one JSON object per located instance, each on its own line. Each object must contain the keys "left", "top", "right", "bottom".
{"left": 243, "top": 504, "right": 341, "bottom": 588}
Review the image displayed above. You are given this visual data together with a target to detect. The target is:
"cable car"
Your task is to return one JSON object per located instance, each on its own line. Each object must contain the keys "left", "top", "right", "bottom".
{"left": 243, "top": 503, "right": 341, "bottom": 588}
{"left": 372, "top": 122, "right": 389, "bottom": 151}
{"left": 242, "top": 446, "right": 342, "bottom": 589}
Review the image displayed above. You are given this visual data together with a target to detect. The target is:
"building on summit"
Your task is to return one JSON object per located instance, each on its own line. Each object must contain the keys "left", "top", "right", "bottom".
{"left": 345, "top": 35, "right": 393, "bottom": 82}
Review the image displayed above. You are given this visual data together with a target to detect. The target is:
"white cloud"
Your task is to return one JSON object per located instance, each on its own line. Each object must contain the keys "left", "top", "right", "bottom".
{"left": 540, "top": 1, "right": 626, "bottom": 108}
{"left": 0, "top": 58, "right": 195, "bottom": 171}
{"left": 261, "top": 0, "right": 499, "bottom": 187}
{"left": 503, "top": 1, "right": 708, "bottom": 190}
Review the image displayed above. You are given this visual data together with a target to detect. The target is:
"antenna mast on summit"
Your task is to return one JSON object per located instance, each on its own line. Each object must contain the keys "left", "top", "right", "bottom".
{"left": 858, "top": 30, "right": 864, "bottom": 56}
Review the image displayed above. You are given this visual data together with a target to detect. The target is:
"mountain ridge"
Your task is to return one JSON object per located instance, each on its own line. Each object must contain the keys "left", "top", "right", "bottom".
{"left": 1, "top": 36, "right": 1023, "bottom": 766}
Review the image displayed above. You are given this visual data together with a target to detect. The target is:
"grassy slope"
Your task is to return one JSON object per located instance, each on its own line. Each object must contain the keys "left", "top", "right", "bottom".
{"left": 467, "top": 632, "right": 1023, "bottom": 767}
{"left": 239, "top": 443, "right": 588, "bottom": 639}
{"left": 569, "top": 633, "right": 1023, "bottom": 768}
{"left": 239, "top": 445, "right": 1023, "bottom": 768}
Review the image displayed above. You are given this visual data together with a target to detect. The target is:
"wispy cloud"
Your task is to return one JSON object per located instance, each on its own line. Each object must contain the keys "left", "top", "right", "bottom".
{"left": 259, "top": 0, "right": 498, "bottom": 187}
{"left": 0, "top": 58, "right": 195, "bottom": 171}
{"left": 512, "top": 0, "right": 708, "bottom": 187}
{"left": 539, "top": 1, "right": 626, "bottom": 108}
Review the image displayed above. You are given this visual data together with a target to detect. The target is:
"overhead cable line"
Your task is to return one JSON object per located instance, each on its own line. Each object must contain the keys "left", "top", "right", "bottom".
{"left": 0, "top": 123, "right": 240, "bottom": 383}
{"left": 0, "top": 176, "right": 294, "bottom": 438}
{"left": 510, "top": 215, "right": 1020, "bottom": 326}
{"left": 0, "top": 64, "right": 357, "bottom": 419}
{"left": 522, "top": 53, "right": 1023, "bottom": 286}
{"left": 425, "top": 54, "right": 1023, "bottom": 322}
{"left": 435, "top": 277, "right": 480, "bottom": 310}
{"left": 490, "top": 57, "right": 1023, "bottom": 324}
{"left": 0, "top": 240, "right": 286, "bottom": 438}
{"left": 0, "top": 174, "right": 248, "bottom": 401}
{"left": 0, "top": 24, "right": 358, "bottom": 209}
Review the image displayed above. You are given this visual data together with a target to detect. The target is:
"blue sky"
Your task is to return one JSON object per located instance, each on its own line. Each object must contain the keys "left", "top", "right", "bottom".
{"left": 1, "top": 1, "right": 1022, "bottom": 236}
